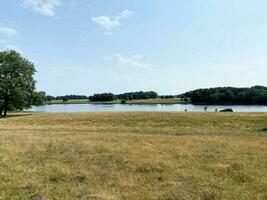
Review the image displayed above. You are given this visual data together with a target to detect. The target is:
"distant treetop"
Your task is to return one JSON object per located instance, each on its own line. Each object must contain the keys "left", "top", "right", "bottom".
{"left": 181, "top": 86, "right": 267, "bottom": 105}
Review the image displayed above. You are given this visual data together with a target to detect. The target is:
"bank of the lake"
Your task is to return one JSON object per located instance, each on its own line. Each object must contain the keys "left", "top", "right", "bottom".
{"left": 47, "top": 98, "right": 184, "bottom": 105}
{"left": 0, "top": 112, "right": 266, "bottom": 199}
{"left": 28, "top": 103, "right": 267, "bottom": 112}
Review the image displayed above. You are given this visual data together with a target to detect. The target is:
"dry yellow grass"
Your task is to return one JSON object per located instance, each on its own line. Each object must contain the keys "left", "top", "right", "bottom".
{"left": 0, "top": 112, "right": 266, "bottom": 200}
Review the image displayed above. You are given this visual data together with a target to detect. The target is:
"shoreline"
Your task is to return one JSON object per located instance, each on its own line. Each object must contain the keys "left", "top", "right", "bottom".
{"left": 46, "top": 98, "right": 185, "bottom": 105}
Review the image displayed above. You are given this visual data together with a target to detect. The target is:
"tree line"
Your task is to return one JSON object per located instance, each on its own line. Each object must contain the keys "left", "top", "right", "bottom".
{"left": 117, "top": 91, "right": 158, "bottom": 100}
{"left": 46, "top": 91, "right": 159, "bottom": 102}
{"left": 89, "top": 91, "right": 158, "bottom": 102}
{"left": 181, "top": 86, "right": 267, "bottom": 104}
{"left": 47, "top": 95, "right": 88, "bottom": 101}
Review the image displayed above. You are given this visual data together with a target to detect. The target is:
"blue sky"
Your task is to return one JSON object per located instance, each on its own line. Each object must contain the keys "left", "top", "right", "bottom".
{"left": 0, "top": 0, "right": 267, "bottom": 96}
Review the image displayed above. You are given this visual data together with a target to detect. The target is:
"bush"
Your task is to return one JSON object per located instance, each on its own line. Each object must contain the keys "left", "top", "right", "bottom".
{"left": 89, "top": 93, "right": 116, "bottom": 102}
{"left": 117, "top": 91, "right": 158, "bottom": 100}
{"left": 62, "top": 98, "right": 68, "bottom": 102}
{"left": 121, "top": 99, "right": 127, "bottom": 104}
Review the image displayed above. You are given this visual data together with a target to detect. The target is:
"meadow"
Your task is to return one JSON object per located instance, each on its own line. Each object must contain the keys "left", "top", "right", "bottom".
{"left": 0, "top": 112, "right": 266, "bottom": 200}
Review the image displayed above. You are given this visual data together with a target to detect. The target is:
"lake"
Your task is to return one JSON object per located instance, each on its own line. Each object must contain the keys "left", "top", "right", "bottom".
{"left": 27, "top": 104, "right": 267, "bottom": 113}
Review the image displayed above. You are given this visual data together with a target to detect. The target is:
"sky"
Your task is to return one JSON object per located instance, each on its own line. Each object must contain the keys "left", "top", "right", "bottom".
{"left": 0, "top": 0, "right": 267, "bottom": 96}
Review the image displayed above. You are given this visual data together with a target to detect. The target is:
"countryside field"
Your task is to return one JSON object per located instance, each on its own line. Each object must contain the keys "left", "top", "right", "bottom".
{"left": 0, "top": 112, "right": 267, "bottom": 199}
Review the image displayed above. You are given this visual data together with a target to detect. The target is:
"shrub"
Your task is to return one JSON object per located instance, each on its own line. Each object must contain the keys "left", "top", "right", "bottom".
{"left": 121, "top": 99, "right": 127, "bottom": 104}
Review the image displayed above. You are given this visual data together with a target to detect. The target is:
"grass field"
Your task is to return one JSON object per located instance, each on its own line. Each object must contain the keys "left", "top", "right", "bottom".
{"left": 47, "top": 98, "right": 184, "bottom": 105}
{"left": 0, "top": 112, "right": 267, "bottom": 199}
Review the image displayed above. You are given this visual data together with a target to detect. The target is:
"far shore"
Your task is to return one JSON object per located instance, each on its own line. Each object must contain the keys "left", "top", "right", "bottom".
{"left": 46, "top": 98, "right": 186, "bottom": 105}
{"left": 45, "top": 98, "right": 267, "bottom": 106}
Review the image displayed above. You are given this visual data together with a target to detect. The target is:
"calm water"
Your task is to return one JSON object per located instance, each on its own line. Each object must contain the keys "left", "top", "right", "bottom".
{"left": 27, "top": 104, "right": 267, "bottom": 113}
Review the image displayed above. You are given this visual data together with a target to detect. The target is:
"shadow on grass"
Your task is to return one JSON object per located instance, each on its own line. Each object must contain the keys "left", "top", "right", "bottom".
{"left": 0, "top": 113, "right": 34, "bottom": 119}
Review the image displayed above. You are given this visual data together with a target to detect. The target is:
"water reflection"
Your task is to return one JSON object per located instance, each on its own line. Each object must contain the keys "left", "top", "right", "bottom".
{"left": 27, "top": 104, "right": 267, "bottom": 113}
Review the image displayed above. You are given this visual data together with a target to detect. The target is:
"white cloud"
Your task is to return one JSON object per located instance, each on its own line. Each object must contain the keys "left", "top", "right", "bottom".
{"left": 92, "top": 9, "right": 134, "bottom": 34}
{"left": 0, "top": 25, "right": 18, "bottom": 37}
{"left": 21, "top": 0, "right": 61, "bottom": 16}
{"left": 0, "top": 24, "right": 21, "bottom": 52}
{"left": 105, "top": 54, "right": 153, "bottom": 70}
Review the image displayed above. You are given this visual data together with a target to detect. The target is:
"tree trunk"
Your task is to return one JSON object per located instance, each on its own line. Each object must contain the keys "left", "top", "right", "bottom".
{"left": 3, "top": 107, "right": 7, "bottom": 117}
{"left": 3, "top": 103, "right": 7, "bottom": 117}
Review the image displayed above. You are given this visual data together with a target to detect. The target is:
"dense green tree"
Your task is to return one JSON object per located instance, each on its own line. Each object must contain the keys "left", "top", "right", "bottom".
{"left": 117, "top": 91, "right": 158, "bottom": 100}
{"left": 32, "top": 91, "right": 47, "bottom": 106}
{"left": 46, "top": 95, "right": 56, "bottom": 102}
{"left": 88, "top": 91, "right": 158, "bottom": 102}
{"left": 55, "top": 95, "right": 88, "bottom": 100}
{"left": 160, "top": 95, "right": 176, "bottom": 99}
{"left": 0, "top": 50, "right": 36, "bottom": 116}
{"left": 209, "top": 93, "right": 220, "bottom": 103}
{"left": 62, "top": 97, "right": 69, "bottom": 102}
{"left": 89, "top": 93, "right": 116, "bottom": 102}
{"left": 182, "top": 86, "right": 267, "bottom": 105}
{"left": 121, "top": 99, "right": 127, "bottom": 104}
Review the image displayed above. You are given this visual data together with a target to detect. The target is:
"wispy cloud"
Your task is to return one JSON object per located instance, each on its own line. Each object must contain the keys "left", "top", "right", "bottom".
{"left": 21, "top": 0, "right": 61, "bottom": 16}
{"left": 105, "top": 54, "right": 153, "bottom": 70}
{"left": 0, "top": 23, "right": 21, "bottom": 52}
{"left": 0, "top": 24, "right": 18, "bottom": 37}
{"left": 92, "top": 9, "right": 134, "bottom": 34}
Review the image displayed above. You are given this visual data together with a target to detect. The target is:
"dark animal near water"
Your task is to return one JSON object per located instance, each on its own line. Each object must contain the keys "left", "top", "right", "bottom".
{"left": 220, "top": 109, "right": 234, "bottom": 112}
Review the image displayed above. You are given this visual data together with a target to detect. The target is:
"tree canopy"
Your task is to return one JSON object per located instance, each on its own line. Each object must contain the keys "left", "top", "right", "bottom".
{"left": 0, "top": 50, "right": 44, "bottom": 116}
{"left": 117, "top": 91, "right": 158, "bottom": 100}
{"left": 32, "top": 91, "right": 47, "bottom": 106}
{"left": 88, "top": 91, "right": 159, "bottom": 102}
{"left": 181, "top": 86, "right": 267, "bottom": 105}
{"left": 89, "top": 93, "right": 116, "bottom": 102}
